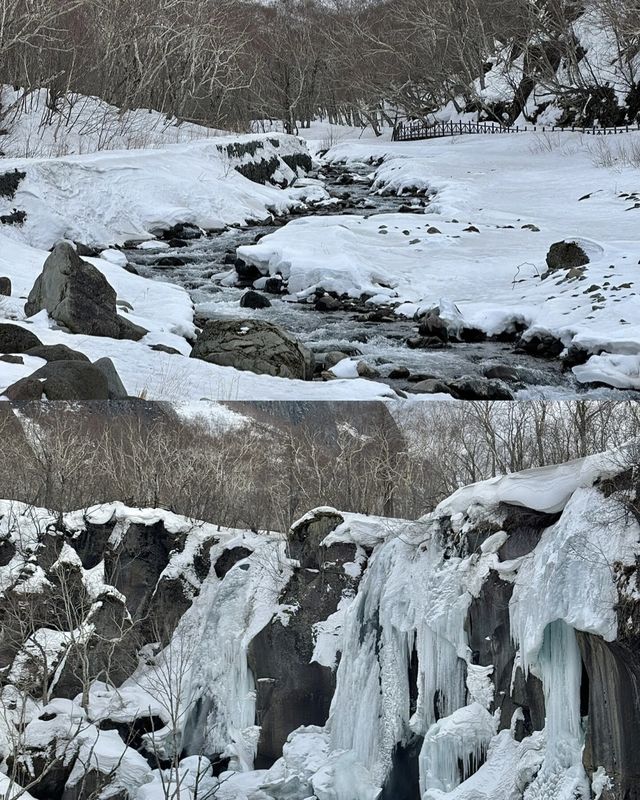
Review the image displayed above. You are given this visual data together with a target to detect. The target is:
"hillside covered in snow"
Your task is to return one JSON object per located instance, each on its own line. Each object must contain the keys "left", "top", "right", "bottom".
{"left": 0, "top": 441, "right": 638, "bottom": 799}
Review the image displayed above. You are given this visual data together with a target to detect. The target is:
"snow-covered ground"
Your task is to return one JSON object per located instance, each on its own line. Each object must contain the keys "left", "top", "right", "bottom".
{"left": 0, "top": 133, "right": 396, "bottom": 400}
{"left": 237, "top": 129, "right": 640, "bottom": 390}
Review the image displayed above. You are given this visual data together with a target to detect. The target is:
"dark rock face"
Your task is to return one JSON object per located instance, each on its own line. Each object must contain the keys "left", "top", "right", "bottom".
{"left": 190, "top": 318, "right": 314, "bottom": 380}
{"left": 0, "top": 276, "right": 11, "bottom": 295}
{"left": 0, "top": 322, "right": 42, "bottom": 353}
{"left": 546, "top": 240, "right": 590, "bottom": 271}
{"left": 240, "top": 290, "right": 272, "bottom": 309}
{"left": 466, "top": 571, "right": 545, "bottom": 733}
{"left": 104, "top": 521, "right": 178, "bottom": 623}
{"left": 248, "top": 509, "right": 361, "bottom": 768}
{"left": 24, "top": 242, "right": 147, "bottom": 341}
{"left": 214, "top": 546, "right": 252, "bottom": 578}
{"left": 578, "top": 631, "right": 640, "bottom": 799}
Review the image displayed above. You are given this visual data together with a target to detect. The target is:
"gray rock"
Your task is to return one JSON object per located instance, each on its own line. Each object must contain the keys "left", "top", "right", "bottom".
{"left": 190, "top": 319, "right": 314, "bottom": 380}
{"left": 546, "top": 240, "right": 590, "bottom": 271}
{"left": 0, "top": 354, "right": 23, "bottom": 365}
{"left": 324, "top": 351, "right": 349, "bottom": 370}
{"left": 29, "top": 361, "right": 111, "bottom": 400}
{"left": 0, "top": 323, "right": 41, "bottom": 353}
{"left": 24, "top": 242, "right": 147, "bottom": 341}
{"left": 408, "top": 379, "right": 453, "bottom": 395}
{"left": 356, "top": 360, "right": 380, "bottom": 378}
{"left": 448, "top": 376, "right": 514, "bottom": 400}
{"left": 150, "top": 343, "right": 182, "bottom": 355}
{"left": 92, "top": 357, "right": 129, "bottom": 399}
{"left": 315, "top": 294, "right": 343, "bottom": 312}
{"left": 25, "top": 344, "right": 91, "bottom": 363}
{"left": 0, "top": 277, "right": 11, "bottom": 296}
{"left": 4, "top": 376, "right": 44, "bottom": 400}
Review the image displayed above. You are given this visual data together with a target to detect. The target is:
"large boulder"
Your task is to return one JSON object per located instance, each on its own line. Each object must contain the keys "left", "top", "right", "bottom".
{"left": 190, "top": 319, "right": 314, "bottom": 380}
{"left": 92, "top": 357, "right": 129, "bottom": 399}
{"left": 6, "top": 361, "right": 114, "bottom": 401}
{"left": 24, "top": 242, "right": 147, "bottom": 341}
{"left": 0, "top": 323, "right": 41, "bottom": 353}
{"left": 545, "top": 240, "right": 590, "bottom": 272}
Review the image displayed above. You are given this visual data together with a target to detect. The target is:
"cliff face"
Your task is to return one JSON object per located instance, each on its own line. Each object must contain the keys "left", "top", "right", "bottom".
{"left": 0, "top": 445, "right": 638, "bottom": 800}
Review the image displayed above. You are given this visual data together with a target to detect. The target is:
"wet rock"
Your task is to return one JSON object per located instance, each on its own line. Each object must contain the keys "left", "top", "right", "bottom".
{"left": 406, "top": 336, "right": 448, "bottom": 349}
{"left": 448, "top": 376, "right": 514, "bottom": 400}
{"left": 388, "top": 366, "right": 410, "bottom": 380}
{"left": 234, "top": 258, "right": 262, "bottom": 284}
{"left": 315, "top": 294, "right": 344, "bottom": 312}
{"left": 190, "top": 318, "right": 314, "bottom": 380}
{"left": 562, "top": 343, "right": 591, "bottom": 370}
{"left": 0, "top": 276, "right": 11, "bottom": 295}
{"left": 264, "top": 277, "right": 284, "bottom": 294}
{"left": 0, "top": 322, "right": 41, "bottom": 353}
{"left": 240, "top": 290, "right": 271, "bottom": 309}
{"left": 156, "top": 222, "right": 202, "bottom": 240}
{"left": 154, "top": 256, "right": 187, "bottom": 267}
{"left": 483, "top": 365, "right": 521, "bottom": 383}
{"left": 25, "top": 344, "right": 91, "bottom": 363}
{"left": 324, "top": 351, "right": 350, "bottom": 370}
{"left": 24, "top": 242, "right": 148, "bottom": 341}
{"left": 518, "top": 331, "right": 564, "bottom": 359}
{"left": 356, "top": 360, "right": 380, "bottom": 379}
{"left": 418, "top": 311, "right": 450, "bottom": 342}
{"left": 408, "top": 379, "right": 453, "bottom": 396}
{"left": 545, "top": 240, "right": 590, "bottom": 272}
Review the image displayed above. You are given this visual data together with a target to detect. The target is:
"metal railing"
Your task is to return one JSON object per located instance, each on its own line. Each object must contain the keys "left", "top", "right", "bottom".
{"left": 392, "top": 119, "right": 640, "bottom": 142}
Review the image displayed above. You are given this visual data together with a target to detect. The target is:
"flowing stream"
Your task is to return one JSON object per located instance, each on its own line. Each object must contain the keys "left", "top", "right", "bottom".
{"left": 123, "top": 163, "right": 636, "bottom": 399}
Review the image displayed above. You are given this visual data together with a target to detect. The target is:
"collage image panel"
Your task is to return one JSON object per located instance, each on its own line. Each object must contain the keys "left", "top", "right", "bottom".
{"left": 2, "top": 1, "right": 640, "bottom": 799}
{"left": 0, "top": 400, "right": 637, "bottom": 800}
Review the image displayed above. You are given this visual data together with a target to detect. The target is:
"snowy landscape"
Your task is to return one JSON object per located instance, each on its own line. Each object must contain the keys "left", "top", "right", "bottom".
{"left": 2, "top": 0, "right": 640, "bottom": 798}
{"left": 4, "top": 0, "right": 640, "bottom": 402}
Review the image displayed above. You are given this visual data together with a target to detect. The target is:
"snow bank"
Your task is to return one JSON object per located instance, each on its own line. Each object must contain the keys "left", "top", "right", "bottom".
{"left": 0, "top": 134, "right": 309, "bottom": 250}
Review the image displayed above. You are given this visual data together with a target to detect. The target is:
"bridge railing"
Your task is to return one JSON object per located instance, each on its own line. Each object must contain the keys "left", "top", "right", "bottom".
{"left": 391, "top": 119, "right": 640, "bottom": 142}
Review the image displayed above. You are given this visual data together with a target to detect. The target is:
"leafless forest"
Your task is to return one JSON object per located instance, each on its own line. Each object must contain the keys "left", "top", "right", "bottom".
{"left": 2, "top": 0, "right": 640, "bottom": 133}
{"left": 0, "top": 401, "right": 637, "bottom": 530}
